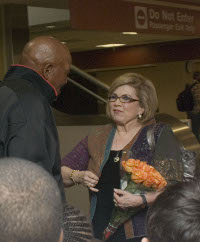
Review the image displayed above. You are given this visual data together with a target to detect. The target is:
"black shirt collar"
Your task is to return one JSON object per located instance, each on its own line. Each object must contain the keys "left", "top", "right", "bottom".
{"left": 4, "top": 65, "right": 58, "bottom": 103}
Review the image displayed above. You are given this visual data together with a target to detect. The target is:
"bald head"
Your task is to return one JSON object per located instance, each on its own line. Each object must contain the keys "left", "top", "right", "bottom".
{"left": 20, "top": 36, "right": 71, "bottom": 70}
{"left": 19, "top": 36, "right": 72, "bottom": 94}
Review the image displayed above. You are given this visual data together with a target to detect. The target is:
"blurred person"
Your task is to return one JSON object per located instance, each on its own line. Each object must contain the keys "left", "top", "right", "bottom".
{"left": 188, "top": 71, "right": 200, "bottom": 142}
{"left": 142, "top": 180, "right": 200, "bottom": 242}
{"left": 61, "top": 73, "right": 183, "bottom": 241}
{"left": 0, "top": 36, "right": 72, "bottom": 201}
{"left": 0, "top": 157, "right": 63, "bottom": 242}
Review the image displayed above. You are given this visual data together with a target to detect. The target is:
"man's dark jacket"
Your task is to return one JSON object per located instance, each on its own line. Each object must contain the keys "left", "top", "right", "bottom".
{"left": 0, "top": 65, "right": 65, "bottom": 201}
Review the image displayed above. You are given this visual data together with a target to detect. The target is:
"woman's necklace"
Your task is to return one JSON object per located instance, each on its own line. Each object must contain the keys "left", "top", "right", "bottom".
{"left": 113, "top": 127, "right": 141, "bottom": 163}
{"left": 114, "top": 151, "right": 121, "bottom": 163}
{"left": 113, "top": 132, "right": 122, "bottom": 163}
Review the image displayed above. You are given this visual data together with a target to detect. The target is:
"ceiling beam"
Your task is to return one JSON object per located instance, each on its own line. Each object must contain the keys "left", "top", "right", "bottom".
{"left": 71, "top": 38, "right": 200, "bottom": 70}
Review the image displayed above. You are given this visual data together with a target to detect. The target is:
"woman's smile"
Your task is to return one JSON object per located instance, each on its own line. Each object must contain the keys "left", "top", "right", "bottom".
{"left": 113, "top": 109, "right": 123, "bottom": 113}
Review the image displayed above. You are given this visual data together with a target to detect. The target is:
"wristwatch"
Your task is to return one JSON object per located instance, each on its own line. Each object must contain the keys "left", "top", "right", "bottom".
{"left": 140, "top": 194, "right": 147, "bottom": 208}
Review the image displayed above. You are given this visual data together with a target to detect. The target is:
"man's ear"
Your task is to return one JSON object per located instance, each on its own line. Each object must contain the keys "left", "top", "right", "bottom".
{"left": 58, "top": 229, "right": 63, "bottom": 242}
{"left": 142, "top": 238, "right": 149, "bottom": 242}
{"left": 43, "top": 64, "right": 53, "bottom": 80}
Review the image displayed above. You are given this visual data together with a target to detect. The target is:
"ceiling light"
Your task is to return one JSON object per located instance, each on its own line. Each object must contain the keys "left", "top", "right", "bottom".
{"left": 122, "top": 32, "right": 138, "bottom": 35}
{"left": 45, "top": 25, "right": 55, "bottom": 29}
{"left": 96, "top": 44, "right": 126, "bottom": 48}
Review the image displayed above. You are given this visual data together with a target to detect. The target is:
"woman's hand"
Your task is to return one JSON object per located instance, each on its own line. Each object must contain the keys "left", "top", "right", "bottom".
{"left": 113, "top": 189, "right": 142, "bottom": 209}
{"left": 113, "top": 189, "right": 163, "bottom": 209}
{"left": 61, "top": 167, "right": 99, "bottom": 192}
{"left": 77, "top": 170, "right": 99, "bottom": 192}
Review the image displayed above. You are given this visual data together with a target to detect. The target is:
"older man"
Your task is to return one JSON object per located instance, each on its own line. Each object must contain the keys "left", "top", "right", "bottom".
{"left": 0, "top": 36, "right": 72, "bottom": 201}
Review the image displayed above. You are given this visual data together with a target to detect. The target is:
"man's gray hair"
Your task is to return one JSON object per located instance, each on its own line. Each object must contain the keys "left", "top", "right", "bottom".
{"left": 0, "top": 158, "right": 63, "bottom": 242}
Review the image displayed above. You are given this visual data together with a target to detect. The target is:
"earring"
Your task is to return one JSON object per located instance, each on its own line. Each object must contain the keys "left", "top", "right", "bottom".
{"left": 137, "top": 113, "right": 143, "bottom": 120}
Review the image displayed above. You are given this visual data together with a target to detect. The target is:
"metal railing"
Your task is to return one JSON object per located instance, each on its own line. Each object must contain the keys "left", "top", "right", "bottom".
{"left": 68, "top": 77, "right": 107, "bottom": 104}
{"left": 68, "top": 65, "right": 109, "bottom": 104}
{"left": 70, "top": 65, "right": 109, "bottom": 90}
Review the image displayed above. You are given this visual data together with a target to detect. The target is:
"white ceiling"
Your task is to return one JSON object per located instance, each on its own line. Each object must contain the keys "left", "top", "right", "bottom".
{"left": 1, "top": 0, "right": 200, "bottom": 52}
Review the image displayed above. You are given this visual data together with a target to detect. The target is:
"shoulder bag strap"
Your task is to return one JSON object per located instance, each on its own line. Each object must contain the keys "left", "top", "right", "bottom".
{"left": 146, "top": 124, "right": 156, "bottom": 152}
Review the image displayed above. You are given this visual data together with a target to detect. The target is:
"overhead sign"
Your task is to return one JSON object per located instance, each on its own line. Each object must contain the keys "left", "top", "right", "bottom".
{"left": 69, "top": 0, "right": 200, "bottom": 36}
{"left": 134, "top": 4, "right": 199, "bottom": 35}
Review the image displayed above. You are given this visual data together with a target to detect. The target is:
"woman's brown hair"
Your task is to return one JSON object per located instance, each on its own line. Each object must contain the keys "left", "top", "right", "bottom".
{"left": 106, "top": 73, "right": 158, "bottom": 124}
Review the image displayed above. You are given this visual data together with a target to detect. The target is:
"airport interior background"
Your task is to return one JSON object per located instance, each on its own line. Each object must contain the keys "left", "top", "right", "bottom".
{"left": 0, "top": 0, "right": 200, "bottom": 215}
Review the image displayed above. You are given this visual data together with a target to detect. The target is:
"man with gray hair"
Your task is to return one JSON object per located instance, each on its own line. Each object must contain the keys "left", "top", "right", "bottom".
{"left": 0, "top": 157, "right": 63, "bottom": 242}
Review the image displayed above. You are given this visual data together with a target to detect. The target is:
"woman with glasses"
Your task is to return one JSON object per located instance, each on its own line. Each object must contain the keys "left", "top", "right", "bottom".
{"left": 61, "top": 73, "right": 183, "bottom": 241}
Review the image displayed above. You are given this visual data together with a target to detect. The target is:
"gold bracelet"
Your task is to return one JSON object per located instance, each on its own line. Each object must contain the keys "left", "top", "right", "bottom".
{"left": 70, "top": 170, "right": 79, "bottom": 185}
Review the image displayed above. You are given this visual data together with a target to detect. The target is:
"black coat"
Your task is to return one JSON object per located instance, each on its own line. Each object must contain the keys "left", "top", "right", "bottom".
{"left": 0, "top": 65, "right": 65, "bottom": 201}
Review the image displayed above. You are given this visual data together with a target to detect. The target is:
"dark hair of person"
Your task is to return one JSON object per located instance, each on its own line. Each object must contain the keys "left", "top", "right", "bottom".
{"left": 0, "top": 158, "right": 63, "bottom": 242}
{"left": 146, "top": 181, "right": 200, "bottom": 242}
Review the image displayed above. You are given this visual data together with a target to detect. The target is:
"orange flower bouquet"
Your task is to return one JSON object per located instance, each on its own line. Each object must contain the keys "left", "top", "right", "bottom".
{"left": 103, "top": 159, "right": 167, "bottom": 240}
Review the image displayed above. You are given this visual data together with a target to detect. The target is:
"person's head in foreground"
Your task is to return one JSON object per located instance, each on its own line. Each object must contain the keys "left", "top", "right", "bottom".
{"left": 142, "top": 181, "right": 200, "bottom": 242}
{"left": 19, "top": 35, "right": 72, "bottom": 95}
{"left": 0, "top": 158, "right": 63, "bottom": 242}
{"left": 106, "top": 72, "right": 158, "bottom": 126}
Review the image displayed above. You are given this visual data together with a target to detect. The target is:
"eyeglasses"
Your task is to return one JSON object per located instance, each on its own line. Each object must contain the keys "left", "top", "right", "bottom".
{"left": 108, "top": 94, "right": 139, "bottom": 103}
